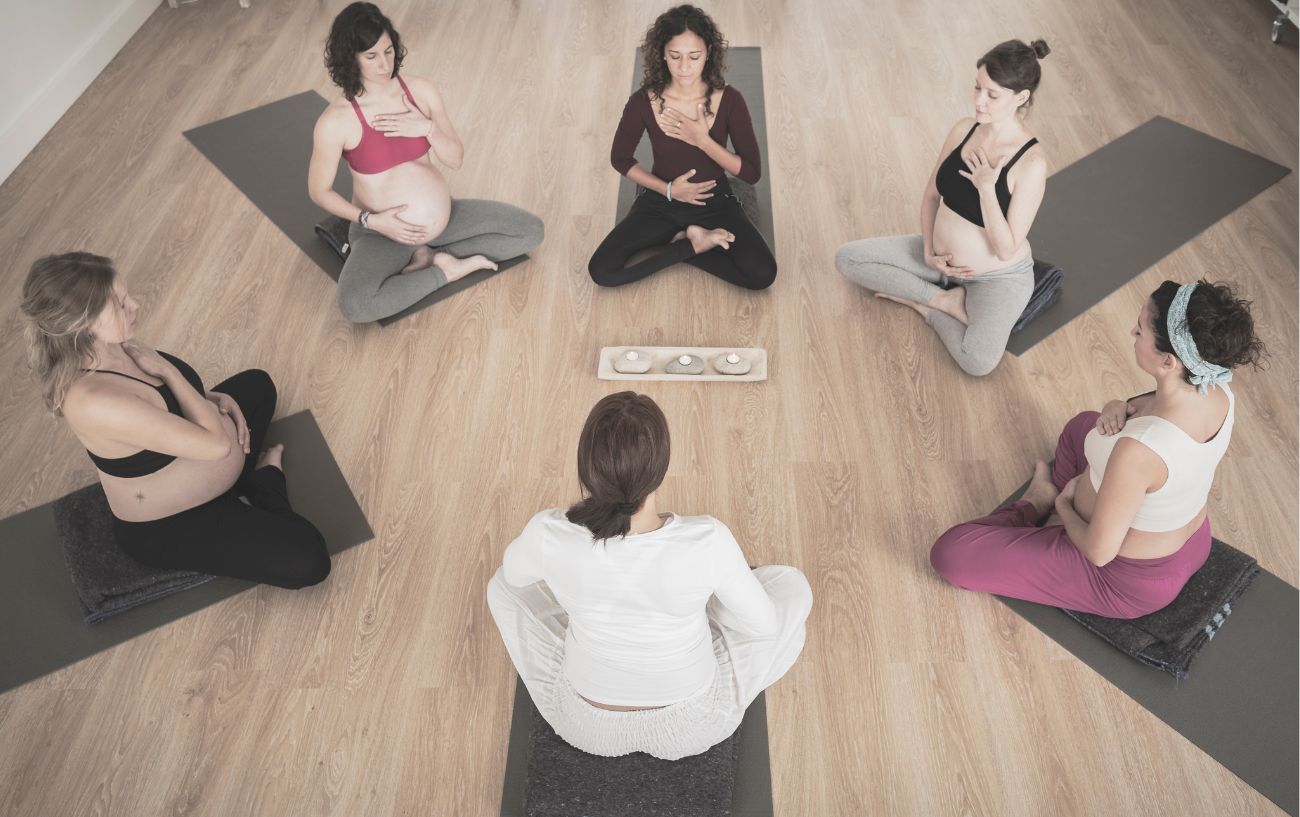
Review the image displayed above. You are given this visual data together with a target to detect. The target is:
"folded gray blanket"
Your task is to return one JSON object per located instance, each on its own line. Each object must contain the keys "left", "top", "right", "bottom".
{"left": 314, "top": 215, "right": 352, "bottom": 260}
{"left": 524, "top": 699, "right": 739, "bottom": 817}
{"left": 1063, "top": 538, "right": 1260, "bottom": 679}
{"left": 1012, "top": 259, "right": 1064, "bottom": 334}
{"left": 53, "top": 485, "right": 213, "bottom": 625}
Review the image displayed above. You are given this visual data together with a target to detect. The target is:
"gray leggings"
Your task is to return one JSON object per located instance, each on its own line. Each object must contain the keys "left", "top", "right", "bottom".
{"left": 835, "top": 234, "right": 1033, "bottom": 376}
{"left": 338, "top": 198, "right": 545, "bottom": 323}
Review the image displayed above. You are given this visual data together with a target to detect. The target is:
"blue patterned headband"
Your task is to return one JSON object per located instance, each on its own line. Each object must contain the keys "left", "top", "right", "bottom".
{"left": 1167, "top": 283, "right": 1232, "bottom": 394}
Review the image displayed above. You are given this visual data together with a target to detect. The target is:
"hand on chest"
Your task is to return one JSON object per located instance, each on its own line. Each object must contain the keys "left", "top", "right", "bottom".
{"left": 651, "top": 90, "right": 723, "bottom": 145}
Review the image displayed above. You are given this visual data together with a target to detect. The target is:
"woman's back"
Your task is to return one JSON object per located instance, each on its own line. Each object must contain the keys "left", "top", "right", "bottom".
{"left": 503, "top": 509, "right": 776, "bottom": 707}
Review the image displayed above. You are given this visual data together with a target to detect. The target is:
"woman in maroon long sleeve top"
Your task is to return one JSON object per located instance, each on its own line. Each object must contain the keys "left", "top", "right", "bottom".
{"left": 588, "top": 6, "right": 776, "bottom": 290}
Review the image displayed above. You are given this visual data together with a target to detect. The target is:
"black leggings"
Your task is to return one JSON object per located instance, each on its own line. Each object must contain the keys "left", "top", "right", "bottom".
{"left": 588, "top": 179, "right": 776, "bottom": 290}
{"left": 113, "top": 370, "right": 330, "bottom": 589}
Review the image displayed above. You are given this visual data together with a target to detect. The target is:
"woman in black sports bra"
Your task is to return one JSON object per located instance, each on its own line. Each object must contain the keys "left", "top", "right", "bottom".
{"left": 20, "top": 253, "right": 330, "bottom": 589}
{"left": 835, "top": 39, "right": 1051, "bottom": 376}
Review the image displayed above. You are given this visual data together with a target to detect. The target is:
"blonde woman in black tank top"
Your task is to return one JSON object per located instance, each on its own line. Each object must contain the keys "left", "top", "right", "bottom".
{"left": 21, "top": 253, "right": 330, "bottom": 589}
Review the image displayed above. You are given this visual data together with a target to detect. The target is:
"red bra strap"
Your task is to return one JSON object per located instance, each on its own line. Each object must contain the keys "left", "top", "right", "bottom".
{"left": 396, "top": 75, "right": 417, "bottom": 107}
{"left": 348, "top": 96, "right": 371, "bottom": 130}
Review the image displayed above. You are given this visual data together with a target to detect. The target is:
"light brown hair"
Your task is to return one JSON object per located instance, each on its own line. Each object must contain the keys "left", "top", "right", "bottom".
{"left": 20, "top": 252, "right": 117, "bottom": 415}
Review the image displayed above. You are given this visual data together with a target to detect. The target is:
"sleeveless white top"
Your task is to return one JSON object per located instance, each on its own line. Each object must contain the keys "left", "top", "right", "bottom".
{"left": 1082, "top": 385, "right": 1235, "bottom": 532}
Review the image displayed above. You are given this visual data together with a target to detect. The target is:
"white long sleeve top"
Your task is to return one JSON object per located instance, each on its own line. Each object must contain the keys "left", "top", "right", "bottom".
{"left": 502, "top": 509, "right": 779, "bottom": 707}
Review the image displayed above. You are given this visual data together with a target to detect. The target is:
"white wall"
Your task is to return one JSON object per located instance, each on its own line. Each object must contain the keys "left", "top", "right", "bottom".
{"left": 0, "top": 0, "right": 159, "bottom": 186}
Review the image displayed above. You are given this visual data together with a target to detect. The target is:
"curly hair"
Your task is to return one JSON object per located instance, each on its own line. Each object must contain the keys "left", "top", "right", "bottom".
{"left": 638, "top": 5, "right": 728, "bottom": 116}
{"left": 1150, "top": 279, "right": 1267, "bottom": 385}
{"left": 324, "top": 2, "right": 406, "bottom": 101}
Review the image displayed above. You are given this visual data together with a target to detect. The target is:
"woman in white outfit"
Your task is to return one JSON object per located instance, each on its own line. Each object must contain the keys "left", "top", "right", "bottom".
{"left": 488, "top": 391, "right": 812, "bottom": 760}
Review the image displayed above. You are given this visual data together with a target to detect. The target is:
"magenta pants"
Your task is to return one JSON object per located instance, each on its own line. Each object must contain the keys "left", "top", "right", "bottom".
{"left": 929, "top": 411, "right": 1212, "bottom": 619}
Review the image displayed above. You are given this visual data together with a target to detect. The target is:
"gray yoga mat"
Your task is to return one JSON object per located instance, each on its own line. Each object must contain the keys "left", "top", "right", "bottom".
{"left": 615, "top": 47, "right": 775, "bottom": 250}
{"left": 500, "top": 677, "right": 773, "bottom": 817}
{"left": 183, "top": 92, "right": 517, "bottom": 327}
{"left": 0, "top": 411, "right": 373, "bottom": 694}
{"left": 988, "top": 486, "right": 1299, "bottom": 815}
{"left": 1007, "top": 116, "right": 1290, "bottom": 355}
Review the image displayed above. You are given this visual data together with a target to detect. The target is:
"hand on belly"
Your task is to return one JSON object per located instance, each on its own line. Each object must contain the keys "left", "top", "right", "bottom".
{"left": 393, "top": 194, "right": 451, "bottom": 245}
{"left": 357, "top": 161, "right": 452, "bottom": 245}
{"left": 932, "top": 205, "right": 1016, "bottom": 274}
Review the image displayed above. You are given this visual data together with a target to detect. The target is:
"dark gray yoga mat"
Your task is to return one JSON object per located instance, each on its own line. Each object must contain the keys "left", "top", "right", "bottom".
{"left": 183, "top": 92, "right": 517, "bottom": 327}
{"left": 500, "top": 677, "right": 773, "bottom": 817}
{"left": 988, "top": 487, "right": 1299, "bottom": 815}
{"left": 1008, "top": 116, "right": 1290, "bottom": 355}
{"left": 615, "top": 47, "right": 775, "bottom": 250}
{"left": 0, "top": 411, "right": 373, "bottom": 694}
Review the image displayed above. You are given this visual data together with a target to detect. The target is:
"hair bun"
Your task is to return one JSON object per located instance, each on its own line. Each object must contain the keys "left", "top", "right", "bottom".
{"left": 1030, "top": 39, "right": 1050, "bottom": 59}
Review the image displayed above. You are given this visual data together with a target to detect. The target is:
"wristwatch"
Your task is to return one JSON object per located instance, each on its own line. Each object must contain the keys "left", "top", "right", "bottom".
{"left": 358, "top": 209, "right": 372, "bottom": 229}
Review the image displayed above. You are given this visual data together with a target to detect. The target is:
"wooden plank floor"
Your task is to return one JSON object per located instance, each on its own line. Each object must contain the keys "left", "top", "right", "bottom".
{"left": 0, "top": 1, "right": 1295, "bottom": 815}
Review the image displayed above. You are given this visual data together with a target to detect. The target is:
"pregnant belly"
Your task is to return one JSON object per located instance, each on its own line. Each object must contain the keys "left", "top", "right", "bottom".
{"left": 932, "top": 203, "right": 1029, "bottom": 274}
{"left": 100, "top": 414, "right": 245, "bottom": 522}
{"left": 1068, "top": 475, "right": 1196, "bottom": 560}
{"left": 353, "top": 159, "right": 452, "bottom": 240}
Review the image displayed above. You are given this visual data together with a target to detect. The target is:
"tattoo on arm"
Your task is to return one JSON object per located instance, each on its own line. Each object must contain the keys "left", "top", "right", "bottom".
{"left": 135, "top": 492, "right": 145, "bottom": 504}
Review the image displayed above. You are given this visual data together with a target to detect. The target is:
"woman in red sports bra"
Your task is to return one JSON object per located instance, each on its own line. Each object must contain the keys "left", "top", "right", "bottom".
{"left": 309, "top": 3, "right": 544, "bottom": 323}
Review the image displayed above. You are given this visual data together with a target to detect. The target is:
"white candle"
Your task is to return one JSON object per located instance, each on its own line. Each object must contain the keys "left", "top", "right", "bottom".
{"left": 679, "top": 355, "right": 692, "bottom": 365}
{"left": 726, "top": 353, "right": 740, "bottom": 364}
{"left": 626, "top": 351, "right": 639, "bottom": 361}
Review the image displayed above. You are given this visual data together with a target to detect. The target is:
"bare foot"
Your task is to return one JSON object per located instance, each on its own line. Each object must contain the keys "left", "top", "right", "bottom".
{"left": 400, "top": 246, "right": 436, "bottom": 274}
{"left": 432, "top": 252, "right": 498, "bottom": 283}
{"left": 257, "top": 443, "right": 284, "bottom": 471}
{"left": 874, "top": 292, "right": 930, "bottom": 319}
{"left": 1019, "top": 460, "right": 1059, "bottom": 519}
{"left": 686, "top": 225, "right": 735, "bottom": 254}
{"left": 928, "top": 285, "right": 969, "bottom": 325}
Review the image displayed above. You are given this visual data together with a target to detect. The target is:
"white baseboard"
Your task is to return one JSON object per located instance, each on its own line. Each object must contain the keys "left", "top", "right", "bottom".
{"left": 0, "top": 0, "right": 160, "bottom": 187}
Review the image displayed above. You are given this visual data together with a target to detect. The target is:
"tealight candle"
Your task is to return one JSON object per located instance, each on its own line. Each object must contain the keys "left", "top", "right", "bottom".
{"left": 626, "top": 351, "right": 639, "bottom": 360}
{"left": 726, "top": 353, "right": 740, "bottom": 364}
{"left": 679, "top": 355, "right": 692, "bottom": 365}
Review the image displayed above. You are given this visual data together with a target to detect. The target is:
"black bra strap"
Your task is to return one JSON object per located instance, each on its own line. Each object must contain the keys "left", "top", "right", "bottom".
{"left": 955, "top": 123, "right": 979, "bottom": 150}
{"left": 1003, "top": 137, "right": 1039, "bottom": 171}
{"left": 82, "top": 368, "right": 158, "bottom": 388}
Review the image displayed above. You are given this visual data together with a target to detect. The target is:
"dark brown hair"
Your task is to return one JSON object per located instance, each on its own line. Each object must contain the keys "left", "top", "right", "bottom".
{"left": 977, "top": 39, "right": 1050, "bottom": 111}
{"left": 566, "top": 392, "right": 671, "bottom": 541}
{"left": 324, "top": 2, "right": 406, "bottom": 101}
{"left": 20, "top": 252, "right": 117, "bottom": 415}
{"left": 638, "top": 5, "right": 728, "bottom": 117}
{"left": 1150, "top": 279, "right": 1267, "bottom": 384}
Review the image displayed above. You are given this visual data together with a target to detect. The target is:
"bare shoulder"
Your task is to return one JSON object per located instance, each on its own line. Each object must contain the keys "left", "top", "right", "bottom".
{"left": 1111, "top": 435, "right": 1167, "bottom": 474}
{"left": 402, "top": 73, "right": 439, "bottom": 98}
{"left": 401, "top": 73, "right": 435, "bottom": 94}
{"left": 322, "top": 96, "right": 355, "bottom": 118}
{"left": 316, "top": 98, "right": 355, "bottom": 133}
{"left": 949, "top": 116, "right": 977, "bottom": 137}
{"left": 1014, "top": 141, "right": 1049, "bottom": 178}
{"left": 941, "top": 117, "right": 977, "bottom": 151}
{"left": 62, "top": 375, "right": 132, "bottom": 429}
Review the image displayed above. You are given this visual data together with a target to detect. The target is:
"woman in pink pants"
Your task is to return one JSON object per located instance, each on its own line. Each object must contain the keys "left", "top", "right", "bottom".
{"left": 930, "top": 279, "right": 1265, "bottom": 618}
